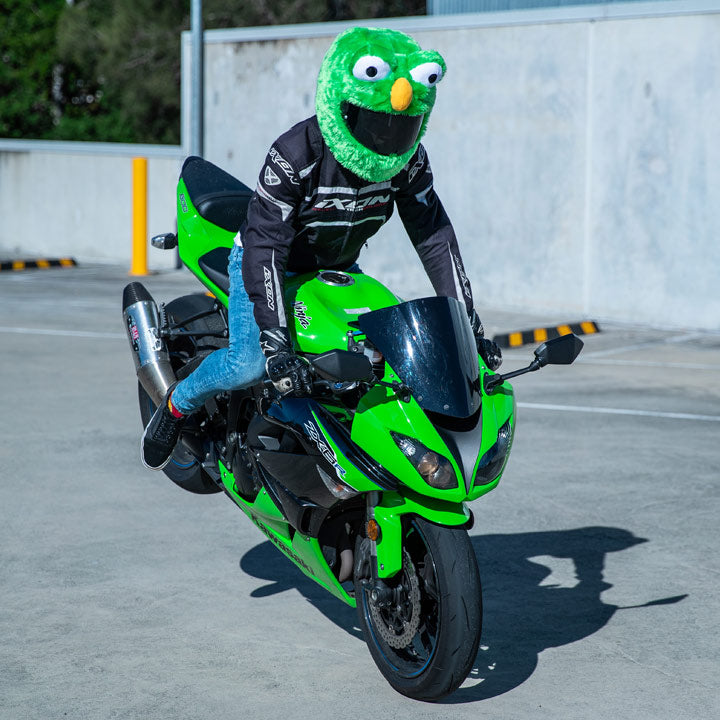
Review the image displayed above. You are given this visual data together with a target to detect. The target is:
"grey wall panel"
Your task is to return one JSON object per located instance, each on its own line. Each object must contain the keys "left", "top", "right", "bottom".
{"left": 589, "top": 15, "right": 720, "bottom": 328}
{"left": 430, "top": 0, "right": 665, "bottom": 13}
{"left": 0, "top": 151, "right": 181, "bottom": 268}
{"left": 195, "top": 8, "right": 719, "bottom": 329}
{"left": 2, "top": 5, "right": 717, "bottom": 328}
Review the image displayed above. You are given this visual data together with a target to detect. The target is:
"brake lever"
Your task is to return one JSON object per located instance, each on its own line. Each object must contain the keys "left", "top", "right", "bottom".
{"left": 261, "top": 377, "right": 333, "bottom": 400}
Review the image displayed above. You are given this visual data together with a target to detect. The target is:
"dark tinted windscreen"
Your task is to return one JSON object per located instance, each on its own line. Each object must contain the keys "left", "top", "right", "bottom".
{"left": 357, "top": 297, "right": 481, "bottom": 418}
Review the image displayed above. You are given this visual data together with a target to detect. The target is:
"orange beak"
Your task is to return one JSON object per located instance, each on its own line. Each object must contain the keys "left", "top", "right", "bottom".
{"left": 391, "top": 77, "right": 413, "bottom": 112}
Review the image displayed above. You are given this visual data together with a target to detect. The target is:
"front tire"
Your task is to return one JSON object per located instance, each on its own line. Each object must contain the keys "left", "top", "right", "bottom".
{"left": 355, "top": 517, "right": 482, "bottom": 701}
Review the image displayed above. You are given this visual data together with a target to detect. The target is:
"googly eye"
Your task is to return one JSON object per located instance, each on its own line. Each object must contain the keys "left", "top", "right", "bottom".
{"left": 410, "top": 62, "right": 443, "bottom": 88}
{"left": 352, "top": 56, "right": 391, "bottom": 82}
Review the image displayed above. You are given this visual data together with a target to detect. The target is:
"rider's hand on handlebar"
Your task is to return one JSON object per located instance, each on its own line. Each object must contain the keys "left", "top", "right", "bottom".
{"left": 266, "top": 351, "right": 314, "bottom": 396}
{"left": 260, "top": 327, "right": 314, "bottom": 396}
{"left": 469, "top": 309, "right": 503, "bottom": 371}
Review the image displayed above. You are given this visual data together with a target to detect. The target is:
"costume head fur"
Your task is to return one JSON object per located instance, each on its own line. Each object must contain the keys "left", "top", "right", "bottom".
{"left": 316, "top": 27, "right": 446, "bottom": 183}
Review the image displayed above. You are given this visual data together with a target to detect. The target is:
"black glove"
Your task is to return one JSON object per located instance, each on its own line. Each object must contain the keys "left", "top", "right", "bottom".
{"left": 469, "top": 309, "right": 503, "bottom": 371}
{"left": 260, "top": 328, "right": 314, "bottom": 396}
{"left": 266, "top": 352, "right": 314, "bottom": 396}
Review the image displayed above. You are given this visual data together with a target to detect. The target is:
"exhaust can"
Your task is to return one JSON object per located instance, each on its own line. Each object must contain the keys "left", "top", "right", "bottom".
{"left": 122, "top": 282, "right": 176, "bottom": 407}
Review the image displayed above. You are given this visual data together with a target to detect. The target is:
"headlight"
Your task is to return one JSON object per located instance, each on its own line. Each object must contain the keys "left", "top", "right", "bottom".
{"left": 391, "top": 433, "right": 457, "bottom": 490}
{"left": 474, "top": 419, "right": 514, "bottom": 486}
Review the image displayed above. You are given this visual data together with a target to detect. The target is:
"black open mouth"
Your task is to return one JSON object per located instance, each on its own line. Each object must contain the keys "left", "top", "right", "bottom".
{"left": 341, "top": 102, "right": 424, "bottom": 156}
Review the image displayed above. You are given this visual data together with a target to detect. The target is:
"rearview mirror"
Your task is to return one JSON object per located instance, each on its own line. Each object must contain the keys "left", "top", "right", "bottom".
{"left": 312, "top": 350, "right": 373, "bottom": 382}
{"left": 534, "top": 334, "right": 584, "bottom": 367}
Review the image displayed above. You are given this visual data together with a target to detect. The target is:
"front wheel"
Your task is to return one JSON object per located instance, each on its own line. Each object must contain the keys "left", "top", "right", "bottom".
{"left": 355, "top": 517, "right": 482, "bottom": 701}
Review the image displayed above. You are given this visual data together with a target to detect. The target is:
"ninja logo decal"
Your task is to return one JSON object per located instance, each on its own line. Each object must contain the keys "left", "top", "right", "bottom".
{"left": 293, "top": 301, "right": 312, "bottom": 329}
{"left": 304, "top": 420, "right": 346, "bottom": 481}
{"left": 269, "top": 147, "right": 298, "bottom": 185}
{"left": 313, "top": 195, "right": 389, "bottom": 212}
{"left": 263, "top": 266, "right": 275, "bottom": 311}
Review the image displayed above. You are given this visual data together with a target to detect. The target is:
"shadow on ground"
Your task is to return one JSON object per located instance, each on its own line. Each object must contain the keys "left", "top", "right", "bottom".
{"left": 239, "top": 526, "right": 687, "bottom": 701}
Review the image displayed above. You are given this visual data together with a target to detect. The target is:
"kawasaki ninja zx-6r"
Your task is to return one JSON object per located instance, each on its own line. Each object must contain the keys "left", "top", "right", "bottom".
{"left": 122, "top": 156, "right": 583, "bottom": 701}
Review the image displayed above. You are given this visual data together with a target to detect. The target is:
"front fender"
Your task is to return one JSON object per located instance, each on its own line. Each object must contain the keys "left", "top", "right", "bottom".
{"left": 373, "top": 491, "right": 471, "bottom": 578}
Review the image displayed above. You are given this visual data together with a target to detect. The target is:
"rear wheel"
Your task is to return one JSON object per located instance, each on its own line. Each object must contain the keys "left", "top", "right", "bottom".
{"left": 138, "top": 382, "right": 219, "bottom": 494}
{"left": 137, "top": 293, "right": 227, "bottom": 494}
{"left": 355, "top": 517, "right": 481, "bottom": 701}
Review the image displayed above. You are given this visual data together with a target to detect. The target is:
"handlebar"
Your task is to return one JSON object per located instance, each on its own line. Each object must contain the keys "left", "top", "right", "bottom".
{"left": 261, "top": 375, "right": 412, "bottom": 402}
{"left": 261, "top": 376, "right": 335, "bottom": 397}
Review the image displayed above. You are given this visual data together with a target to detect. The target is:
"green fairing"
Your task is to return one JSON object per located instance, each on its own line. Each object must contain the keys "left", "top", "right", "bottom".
{"left": 175, "top": 163, "right": 517, "bottom": 600}
{"left": 316, "top": 26, "right": 446, "bottom": 182}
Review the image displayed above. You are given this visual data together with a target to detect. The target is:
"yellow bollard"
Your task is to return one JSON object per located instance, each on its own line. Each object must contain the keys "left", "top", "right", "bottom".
{"left": 129, "top": 157, "right": 149, "bottom": 276}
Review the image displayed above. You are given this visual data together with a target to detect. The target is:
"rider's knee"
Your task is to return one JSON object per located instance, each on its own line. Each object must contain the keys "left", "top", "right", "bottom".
{"left": 224, "top": 348, "right": 265, "bottom": 388}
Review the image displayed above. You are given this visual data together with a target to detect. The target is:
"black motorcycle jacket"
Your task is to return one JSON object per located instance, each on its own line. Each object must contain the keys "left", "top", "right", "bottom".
{"left": 240, "top": 115, "right": 474, "bottom": 335}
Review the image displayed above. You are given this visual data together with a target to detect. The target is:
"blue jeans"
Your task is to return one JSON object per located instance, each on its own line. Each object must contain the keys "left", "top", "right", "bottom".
{"left": 171, "top": 244, "right": 266, "bottom": 414}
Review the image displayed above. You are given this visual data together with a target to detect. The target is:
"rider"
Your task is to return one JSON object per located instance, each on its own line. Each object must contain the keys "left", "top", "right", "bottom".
{"left": 142, "top": 26, "right": 502, "bottom": 470}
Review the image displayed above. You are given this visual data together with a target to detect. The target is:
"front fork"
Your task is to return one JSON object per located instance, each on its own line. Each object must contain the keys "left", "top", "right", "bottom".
{"left": 358, "top": 491, "right": 472, "bottom": 581}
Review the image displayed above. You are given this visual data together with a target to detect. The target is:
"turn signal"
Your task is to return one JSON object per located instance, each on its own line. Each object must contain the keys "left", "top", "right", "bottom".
{"left": 366, "top": 519, "right": 380, "bottom": 542}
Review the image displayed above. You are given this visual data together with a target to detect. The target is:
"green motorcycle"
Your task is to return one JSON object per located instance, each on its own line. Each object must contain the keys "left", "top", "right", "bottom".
{"left": 122, "top": 156, "right": 583, "bottom": 701}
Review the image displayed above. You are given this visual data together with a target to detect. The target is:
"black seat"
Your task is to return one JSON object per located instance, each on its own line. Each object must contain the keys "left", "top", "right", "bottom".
{"left": 181, "top": 156, "right": 253, "bottom": 233}
{"left": 198, "top": 246, "right": 231, "bottom": 296}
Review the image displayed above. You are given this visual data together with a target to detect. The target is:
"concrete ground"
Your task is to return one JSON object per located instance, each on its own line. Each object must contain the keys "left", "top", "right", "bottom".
{"left": 1, "top": 263, "right": 718, "bottom": 719}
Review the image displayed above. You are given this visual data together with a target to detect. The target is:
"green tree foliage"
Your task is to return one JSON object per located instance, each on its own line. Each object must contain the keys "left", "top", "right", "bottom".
{"left": 55, "top": 0, "right": 191, "bottom": 143}
{"left": 1, "top": 0, "right": 426, "bottom": 144}
{"left": 0, "top": 0, "right": 66, "bottom": 138}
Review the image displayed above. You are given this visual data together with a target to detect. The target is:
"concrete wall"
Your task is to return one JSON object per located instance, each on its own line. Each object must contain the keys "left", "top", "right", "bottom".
{"left": 0, "top": 2, "right": 717, "bottom": 329}
{"left": 189, "top": 1, "right": 720, "bottom": 330}
{"left": 0, "top": 143, "right": 182, "bottom": 270}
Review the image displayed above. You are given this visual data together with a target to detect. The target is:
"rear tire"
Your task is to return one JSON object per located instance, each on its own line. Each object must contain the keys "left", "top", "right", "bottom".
{"left": 137, "top": 293, "right": 227, "bottom": 495}
{"left": 355, "top": 517, "right": 482, "bottom": 701}
{"left": 138, "top": 383, "right": 220, "bottom": 494}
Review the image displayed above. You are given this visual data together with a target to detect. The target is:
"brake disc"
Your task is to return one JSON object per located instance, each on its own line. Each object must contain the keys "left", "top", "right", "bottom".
{"left": 368, "top": 548, "right": 422, "bottom": 649}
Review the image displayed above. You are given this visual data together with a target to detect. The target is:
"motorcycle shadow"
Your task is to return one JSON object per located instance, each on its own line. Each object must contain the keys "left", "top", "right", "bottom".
{"left": 239, "top": 541, "right": 364, "bottom": 640}
{"left": 446, "top": 525, "right": 687, "bottom": 704}
{"left": 239, "top": 526, "right": 687, "bottom": 700}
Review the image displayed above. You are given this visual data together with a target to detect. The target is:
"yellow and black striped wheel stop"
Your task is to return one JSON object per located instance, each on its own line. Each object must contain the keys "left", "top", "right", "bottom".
{"left": 493, "top": 321, "right": 600, "bottom": 349}
{"left": 0, "top": 258, "right": 77, "bottom": 272}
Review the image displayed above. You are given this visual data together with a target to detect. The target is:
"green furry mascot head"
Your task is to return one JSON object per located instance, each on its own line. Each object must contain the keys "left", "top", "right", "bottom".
{"left": 316, "top": 27, "right": 446, "bottom": 183}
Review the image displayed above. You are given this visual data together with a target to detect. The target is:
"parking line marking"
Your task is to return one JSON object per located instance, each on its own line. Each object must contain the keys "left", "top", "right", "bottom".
{"left": 518, "top": 402, "right": 720, "bottom": 422}
{"left": 0, "top": 326, "right": 125, "bottom": 339}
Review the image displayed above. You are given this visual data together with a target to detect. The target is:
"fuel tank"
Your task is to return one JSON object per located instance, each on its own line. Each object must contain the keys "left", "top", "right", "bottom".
{"left": 285, "top": 270, "right": 400, "bottom": 354}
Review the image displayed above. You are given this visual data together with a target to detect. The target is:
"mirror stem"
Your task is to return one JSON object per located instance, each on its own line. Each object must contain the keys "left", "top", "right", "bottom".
{"left": 484, "top": 359, "right": 542, "bottom": 394}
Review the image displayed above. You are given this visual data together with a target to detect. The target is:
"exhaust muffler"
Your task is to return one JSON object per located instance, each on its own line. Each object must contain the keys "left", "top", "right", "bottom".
{"left": 122, "top": 282, "right": 176, "bottom": 407}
